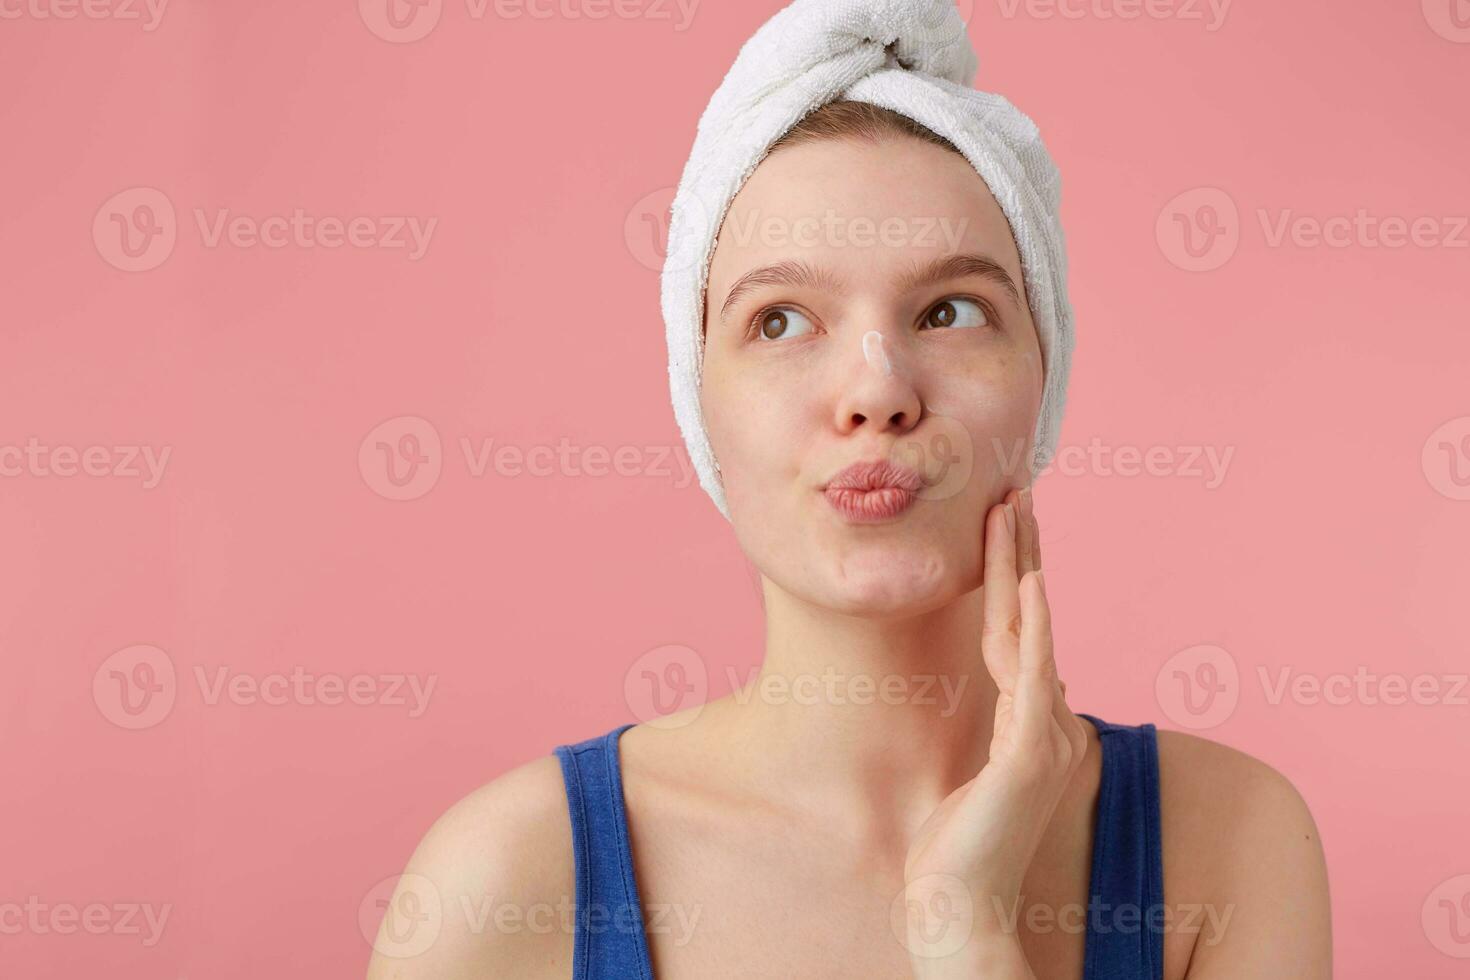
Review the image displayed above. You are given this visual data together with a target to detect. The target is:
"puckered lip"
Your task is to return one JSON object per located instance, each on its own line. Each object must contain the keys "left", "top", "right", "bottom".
{"left": 822, "top": 459, "right": 924, "bottom": 493}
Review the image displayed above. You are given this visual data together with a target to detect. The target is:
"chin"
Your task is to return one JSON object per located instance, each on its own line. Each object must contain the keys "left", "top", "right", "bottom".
{"left": 810, "top": 542, "right": 966, "bottom": 618}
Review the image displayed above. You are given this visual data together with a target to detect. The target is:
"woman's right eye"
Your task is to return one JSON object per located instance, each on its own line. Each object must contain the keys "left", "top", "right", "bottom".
{"left": 753, "top": 306, "right": 815, "bottom": 341}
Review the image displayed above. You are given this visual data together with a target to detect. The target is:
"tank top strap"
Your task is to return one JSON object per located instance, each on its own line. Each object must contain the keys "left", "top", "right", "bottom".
{"left": 553, "top": 723, "right": 654, "bottom": 980}
{"left": 1075, "top": 713, "right": 1165, "bottom": 980}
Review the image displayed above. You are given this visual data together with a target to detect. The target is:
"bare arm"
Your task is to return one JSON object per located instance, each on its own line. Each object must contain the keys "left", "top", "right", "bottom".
{"left": 365, "top": 755, "right": 575, "bottom": 980}
{"left": 1162, "top": 733, "right": 1333, "bottom": 979}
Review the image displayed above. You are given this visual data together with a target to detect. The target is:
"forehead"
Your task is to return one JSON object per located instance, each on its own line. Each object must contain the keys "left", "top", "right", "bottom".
{"left": 705, "top": 135, "right": 1024, "bottom": 303}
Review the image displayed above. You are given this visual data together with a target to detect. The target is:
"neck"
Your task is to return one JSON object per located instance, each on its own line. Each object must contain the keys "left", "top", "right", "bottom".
{"left": 703, "top": 576, "right": 1000, "bottom": 848}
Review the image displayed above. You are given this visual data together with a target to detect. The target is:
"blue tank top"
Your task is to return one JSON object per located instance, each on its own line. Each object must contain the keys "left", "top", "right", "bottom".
{"left": 553, "top": 712, "right": 1163, "bottom": 979}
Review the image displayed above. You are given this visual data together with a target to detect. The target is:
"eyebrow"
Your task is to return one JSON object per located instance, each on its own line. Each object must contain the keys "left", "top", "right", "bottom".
{"left": 718, "top": 252, "right": 1023, "bottom": 324}
{"left": 719, "top": 259, "right": 842, "bottom": 324}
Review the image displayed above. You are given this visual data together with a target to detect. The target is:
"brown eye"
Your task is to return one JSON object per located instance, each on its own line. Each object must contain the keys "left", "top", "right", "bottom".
{"left": 923, "top": 298, "right": 988, "bottom": 330}
{"left": 754, "top": 307, "right": 815, "bottom": 341}
{"left": 928, "top": 302, "right": 957, "bottom": 328}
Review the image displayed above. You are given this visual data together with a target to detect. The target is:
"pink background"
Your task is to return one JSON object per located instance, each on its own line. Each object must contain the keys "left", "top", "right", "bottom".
{"left": 2, "top": 0, "right": 1468, "bottom": 975}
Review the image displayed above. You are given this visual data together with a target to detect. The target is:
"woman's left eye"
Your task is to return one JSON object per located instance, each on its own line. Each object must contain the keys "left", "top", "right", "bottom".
{"left": 921, "top": 298, "right": 989, "bottom": 330}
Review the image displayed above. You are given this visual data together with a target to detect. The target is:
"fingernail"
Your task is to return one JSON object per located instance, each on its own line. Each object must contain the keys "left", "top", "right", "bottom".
{"left": 1019, "top": 486, "right": 1033, "bottom": 521}
{"left": 1003, "top": 504, "right": 1015, "bottom": 535}
{"left": 1035, "top": 569, "right": 1046, "bottom": 594}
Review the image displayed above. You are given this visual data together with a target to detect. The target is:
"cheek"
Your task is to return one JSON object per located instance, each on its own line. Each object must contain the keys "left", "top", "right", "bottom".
{"left": 923, "top": 350, "right": 1042, "bottom": 475}
{"left": 700, "top": 367, "right": 815, "bottom": 510}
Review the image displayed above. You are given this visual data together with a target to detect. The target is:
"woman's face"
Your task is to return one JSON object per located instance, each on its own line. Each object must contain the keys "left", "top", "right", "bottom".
{"left": 701, "top": 132, "right": 1044, "bottom": 617}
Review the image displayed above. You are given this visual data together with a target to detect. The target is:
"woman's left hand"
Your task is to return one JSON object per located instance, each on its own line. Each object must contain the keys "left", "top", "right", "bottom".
{"left": 901, "top": 487, "right": 1089, "bottom": 977}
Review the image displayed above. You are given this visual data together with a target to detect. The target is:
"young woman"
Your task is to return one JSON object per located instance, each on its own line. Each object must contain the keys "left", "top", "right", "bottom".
{"left": 367, "top": 3, "right": 1331, "bottom": 977}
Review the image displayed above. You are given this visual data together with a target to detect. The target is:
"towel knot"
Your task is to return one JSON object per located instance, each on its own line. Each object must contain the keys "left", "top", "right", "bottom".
{"left": 881, "top": 39, "right": 915, "bottom": 71}
{"left": 810, "top": 0, "right": 977, "bottom": 85}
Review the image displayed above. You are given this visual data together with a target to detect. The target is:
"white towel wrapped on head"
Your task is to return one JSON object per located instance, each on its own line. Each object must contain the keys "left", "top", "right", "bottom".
{"left": 662, "top": 0, "right": 1074, "bottom": 520}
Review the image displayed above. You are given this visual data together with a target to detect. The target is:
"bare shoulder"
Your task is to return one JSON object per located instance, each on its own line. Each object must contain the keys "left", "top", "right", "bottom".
{"left": 1154, "top": 728, "right": 1325, "bottom": 863}
{"left": 1153, "top": 728, "right": 1332, "bottom": 979}
{"left": 365, "top": 754, "right": 575, "bottom": 980}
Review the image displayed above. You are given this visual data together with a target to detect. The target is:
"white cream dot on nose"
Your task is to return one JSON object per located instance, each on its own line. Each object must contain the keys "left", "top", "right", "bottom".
{"left": 862, "top": 330, "right": 893, "bottom": 378}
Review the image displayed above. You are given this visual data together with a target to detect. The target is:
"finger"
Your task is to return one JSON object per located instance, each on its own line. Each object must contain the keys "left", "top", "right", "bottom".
{"left": 981, "top": 499, "right": 1022, "bottom": 690}
{"left": 1016, "top": 487, "right": 1037, "bottom": 576}
{"left": 1023, "top": 486, "right": 1042, "bottom": 571}
{"left": 1012, "top": 569, "right": 1056, "bottom": 754}
{"left": 1024, "top": 573, "right": 1084, "bottom": 774}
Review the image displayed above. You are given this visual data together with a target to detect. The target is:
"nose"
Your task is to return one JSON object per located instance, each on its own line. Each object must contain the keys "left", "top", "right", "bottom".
{"left": 833, "top": 330, "right": 923, "bottom": 436}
